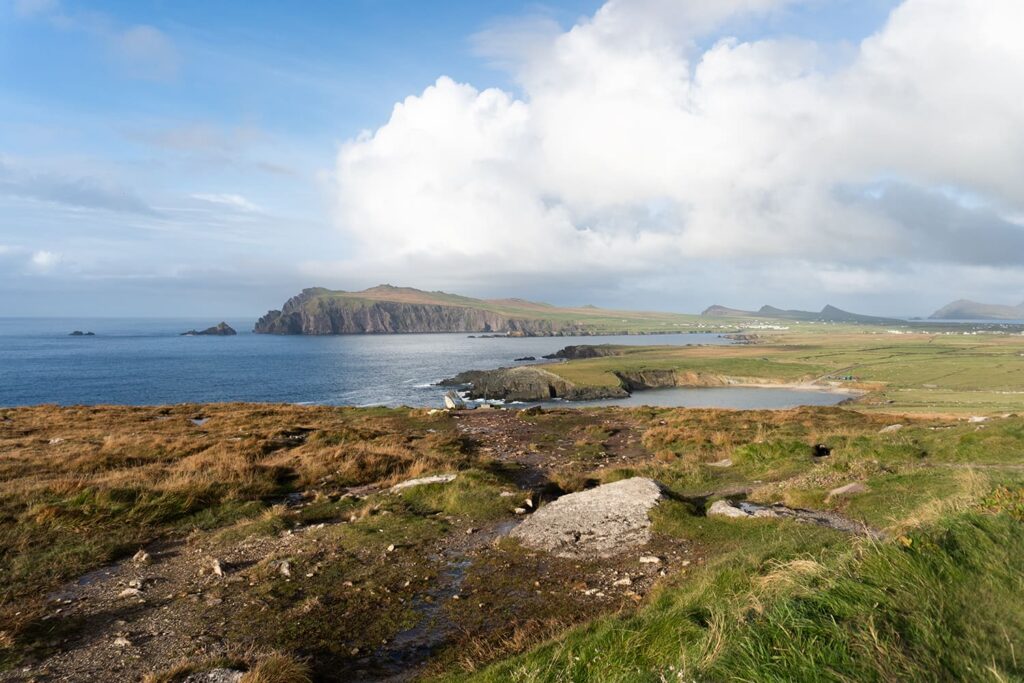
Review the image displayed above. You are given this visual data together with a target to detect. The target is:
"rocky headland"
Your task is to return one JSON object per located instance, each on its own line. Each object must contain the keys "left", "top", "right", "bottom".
{"left": 255, "top": 286, "right": 597, "bottom": 336}
{"left": 253, "top": 285, "right": 703, "bottom": 336}
{"left": 439, "top": 366, "right": 629, "bottom": 402}
{"left": 440, "top": 344, "right": 855, "bottom": 403}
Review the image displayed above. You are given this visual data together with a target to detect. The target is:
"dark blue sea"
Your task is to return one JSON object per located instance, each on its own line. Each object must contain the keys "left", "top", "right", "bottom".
{"left": 0, "top": 318, "right": 845, "bottom": 409}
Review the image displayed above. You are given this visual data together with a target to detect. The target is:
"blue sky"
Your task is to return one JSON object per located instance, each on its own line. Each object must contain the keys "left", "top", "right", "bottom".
{"left": 5, "top": 0, "right": 1022, "bottom": 318}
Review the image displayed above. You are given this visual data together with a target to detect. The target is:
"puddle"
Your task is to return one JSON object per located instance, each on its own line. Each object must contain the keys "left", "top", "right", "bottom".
{"left": 191, "top": 417, "right": 209, "bottom": 426}
{"left": 47, "top": 565, "right": 119, "bottom": 603}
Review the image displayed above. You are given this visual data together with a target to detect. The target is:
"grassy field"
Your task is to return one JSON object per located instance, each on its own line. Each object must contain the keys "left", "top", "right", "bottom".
{"left": 1, "top": 402, "right": 1022, "bottom": 681}
{"left": 543, "top": 328, "right": 1024, "bottom": 415}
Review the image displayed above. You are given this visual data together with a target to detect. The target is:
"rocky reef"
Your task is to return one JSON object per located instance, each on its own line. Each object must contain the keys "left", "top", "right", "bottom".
{"left": 541, "top": 344, "right": 628, "bottom": 360}
{"left": 181, "top": 322, "right": 236, "bottom": 336}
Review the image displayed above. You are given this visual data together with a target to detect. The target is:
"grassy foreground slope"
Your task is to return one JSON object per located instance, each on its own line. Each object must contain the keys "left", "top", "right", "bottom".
{"left": 466, "top": 511, "right": 1023, "bottom": 682}
{"left": 544, "top": 328, "right": 1024, "bottom": 415}
{"left": 1, "top": 404, "right": 1021, "bottom": 681}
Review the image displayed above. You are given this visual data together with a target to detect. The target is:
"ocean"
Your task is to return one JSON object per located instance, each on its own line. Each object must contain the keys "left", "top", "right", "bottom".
{"left": 0, "top": 318, "right": 758, "bottom": 408}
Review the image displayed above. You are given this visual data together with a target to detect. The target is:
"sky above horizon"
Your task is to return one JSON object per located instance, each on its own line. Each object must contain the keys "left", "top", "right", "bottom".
{"left": 2, "top": 0, "right": 1023, "bottom": 318}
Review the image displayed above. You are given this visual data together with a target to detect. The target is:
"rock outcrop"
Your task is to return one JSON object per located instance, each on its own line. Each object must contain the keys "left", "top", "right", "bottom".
{"left": 181, "top": 322, "right": 236, "bottom": 336}
{"left": 707, "top": 499, "right": 880, "bottom": 537}
{"left": 541, "top": 345, "right": 627, "bottom": 360}
{"left": 509, "top": 478, "right": 665, "bottom": 557}
{"left": 440, "top": 366, "right": 628, "bottom": 402}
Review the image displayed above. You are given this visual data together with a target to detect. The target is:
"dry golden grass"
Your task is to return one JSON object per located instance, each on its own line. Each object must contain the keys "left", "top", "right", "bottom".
{"left": 0, "top": 403, "right": 473, "bottom": 644}
{"left": 240, "top": 653, "right": 312, "bottom": 683}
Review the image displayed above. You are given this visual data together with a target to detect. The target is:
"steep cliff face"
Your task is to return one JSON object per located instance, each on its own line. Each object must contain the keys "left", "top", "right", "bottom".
{"left": 254, "top": 288, "right": 592, "bottom": 335}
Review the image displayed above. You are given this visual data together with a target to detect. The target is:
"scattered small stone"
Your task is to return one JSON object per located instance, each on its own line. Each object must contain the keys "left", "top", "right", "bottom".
{"left": 514, "top": 507, "right": 528, "bottom": 515}
{"left": 118, "top": 588, "right": 142, "bottom": 599}
{"left": 613, "top": 576, "right": 632, "bottom": 586}
{"left": 500, "top": 491, "right": 515, "bottom": 498}
{"left": 639, "top": 556, "right": 661, "bottom": 564}
{"left": 127, "top": 578, "right": 144, "bottom": 589}
{"left": 211, "top": 559, "right": 224, "bottom": 577}
{"left": 278, "top": 561, "right": 292, "bottom": 578}
{"left": 183, "top": 670, "right": 244, "bottom": 683}
{"left": 466, "top": 527, "right": 476, "bottom": 535}
{"left": 523, "top": 497, "right": 534, "bottom": 508}
{"left": 132, "top": 549, "right": 151, "bottom": 565}
{"left": 386, "top": 544, "right": 396, "bottom": 553}
{"left": 968, "top": 416, "right": 988, "bottom": 423}
{"left": 112, "top": 635, "right": 131, "bottom": 648}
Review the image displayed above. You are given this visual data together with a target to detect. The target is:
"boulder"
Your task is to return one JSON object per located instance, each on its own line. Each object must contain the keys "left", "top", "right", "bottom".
{"left": 443, "top": 390, "right": 465, "bottom": 410}
{"left": 509, "top": 478, "right": 664, "bottom": 558}
{"left": 707, "top": 499, "right": 748, "bottom": 518}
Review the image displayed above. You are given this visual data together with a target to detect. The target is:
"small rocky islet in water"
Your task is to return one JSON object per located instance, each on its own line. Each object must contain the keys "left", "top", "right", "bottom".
{"left": 180, "top": 322, "right": 237, "bottom": 336}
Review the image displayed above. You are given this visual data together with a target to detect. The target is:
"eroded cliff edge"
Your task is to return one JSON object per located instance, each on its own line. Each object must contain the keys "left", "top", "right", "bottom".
{"left": 254, "top": 287, "right": 590, "bottom": 335}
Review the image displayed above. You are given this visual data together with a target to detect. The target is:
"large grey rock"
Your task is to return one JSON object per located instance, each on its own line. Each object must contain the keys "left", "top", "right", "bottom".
{"left": 509, "top": 477, "right": 664, "bottom": 558}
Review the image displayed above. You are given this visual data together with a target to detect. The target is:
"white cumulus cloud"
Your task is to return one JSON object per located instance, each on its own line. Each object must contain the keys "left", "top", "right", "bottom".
{"left": 329, "top": 0, "right": 1024, "bottom": 310}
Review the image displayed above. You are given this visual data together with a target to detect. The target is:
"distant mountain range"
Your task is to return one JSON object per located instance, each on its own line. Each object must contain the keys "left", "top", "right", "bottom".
{"left": 929, "top": 299, "right": 1024, "bottom": 320}
{"left": 702, "top": 304, "right": 904, "bottom": 325}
